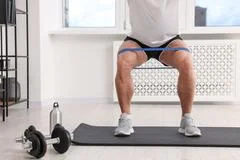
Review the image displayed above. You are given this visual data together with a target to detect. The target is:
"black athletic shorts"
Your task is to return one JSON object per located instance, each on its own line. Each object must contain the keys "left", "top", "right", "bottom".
{"left": 123, "top": 35, "right": 183, "bottom": 61}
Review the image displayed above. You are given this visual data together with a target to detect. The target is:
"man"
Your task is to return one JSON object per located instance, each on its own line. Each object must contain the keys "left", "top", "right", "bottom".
{"left": 114, "top": 0, "right": 201, "bottom": 137}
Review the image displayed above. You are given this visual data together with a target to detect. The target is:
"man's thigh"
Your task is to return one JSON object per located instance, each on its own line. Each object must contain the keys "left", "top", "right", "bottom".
{"left": 159, "top": 39, "right": 193, "bottom": 69}
{"left": 117, "top": 40, "right": 148, "bottom": 68}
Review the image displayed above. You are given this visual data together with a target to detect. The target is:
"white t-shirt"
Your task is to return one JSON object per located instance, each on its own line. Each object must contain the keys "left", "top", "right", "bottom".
{"left": 127, "top": 0, "right": 179, "bottom": 47}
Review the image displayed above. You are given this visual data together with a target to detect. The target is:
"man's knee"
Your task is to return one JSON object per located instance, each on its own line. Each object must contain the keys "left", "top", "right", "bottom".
{"left": 176, "top": 54, "right": 194, "bottom": 74}
{"left": 115, "top": 55, "right": 134, "bottom": 83}
{"left": 117, "top": 54, "right": 134, "bottom": 72}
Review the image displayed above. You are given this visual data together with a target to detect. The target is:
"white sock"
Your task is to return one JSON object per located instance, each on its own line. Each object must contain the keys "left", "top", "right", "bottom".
{"left": 183, "top": 113, "right": 192, "bottom": 118}
{"left": 120, "top": 113, "right": 132, "bottom": 119}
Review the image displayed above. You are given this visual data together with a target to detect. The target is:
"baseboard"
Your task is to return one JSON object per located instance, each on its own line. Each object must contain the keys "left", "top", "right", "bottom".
{"left": 31, "top": 97, "right": 240, "bottom": 107}
{"left": 29, "top": 101, "right": 42, "bottom": 107}
{"left": 32, "top": 97, "right": 113, "bottom": 107}
{"left": 56, "top": 97, "right": 112, "bottom": 105}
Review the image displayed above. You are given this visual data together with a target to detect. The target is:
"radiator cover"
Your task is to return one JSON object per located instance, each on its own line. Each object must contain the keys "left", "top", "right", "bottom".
{"left": 113, "top": 40, "right": 240, "bottom": 102}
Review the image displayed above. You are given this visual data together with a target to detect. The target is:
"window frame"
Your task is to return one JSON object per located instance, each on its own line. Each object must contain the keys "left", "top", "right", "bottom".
{"left": 181, "top": 0, "right": 240, "bottom": 34}
{"left": 125, "top": 0, "right": 240, "bottom": 34}
{"left": 63, "top": 0, "right": 126, "bottom": 33}
{"left": 59, "top": 0, "right": 240, "bottom": 35}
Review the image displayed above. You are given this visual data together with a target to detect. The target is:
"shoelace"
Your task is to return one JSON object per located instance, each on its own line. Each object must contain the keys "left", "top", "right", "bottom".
{"left": 185, "top": 117, "right": 197, "bottom": 128}
{"left": 119, "top": 119, "right": 131, "bottom": 129}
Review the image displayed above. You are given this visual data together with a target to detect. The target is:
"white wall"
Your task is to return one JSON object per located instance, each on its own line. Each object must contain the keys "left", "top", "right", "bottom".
{"left": 51, "top": 35, "right": 124, "bottom": 100}
{"left": 26, "top": 0, "right": 125, "bottom": 103}
{"left": 28, "top": 0, "right": 41, "bottom": 102}
{"left": 38, "top": 0, "right": 62, "bottom": 102}
{"left": 37, "top": 0, "right": 123, "bottom": 102}
{"left": 20, "top": 0, "right": 62, "bottom": 103}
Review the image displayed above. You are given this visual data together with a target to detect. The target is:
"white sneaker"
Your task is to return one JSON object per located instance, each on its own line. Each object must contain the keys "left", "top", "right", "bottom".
{"left": 178, "top": 114, "right": 202, "bottom": 137}
{"left": 114, "top": 117, "right": 134, "bottom": 136}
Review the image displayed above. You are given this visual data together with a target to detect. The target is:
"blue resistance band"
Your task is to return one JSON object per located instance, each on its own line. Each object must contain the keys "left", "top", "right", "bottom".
{"left": 118, "top": 47, "right": 190, "bottom": 55}
{"left": 134, "top": 66, "right": 174, "bottom": 70}
{"left": 118, "top": 47, "right": 190, "bottom": 70}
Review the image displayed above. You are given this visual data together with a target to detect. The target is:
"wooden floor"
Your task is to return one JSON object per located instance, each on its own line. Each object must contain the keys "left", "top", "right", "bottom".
{"left": 1, "top": 101, "right": 240, "bottom": 160}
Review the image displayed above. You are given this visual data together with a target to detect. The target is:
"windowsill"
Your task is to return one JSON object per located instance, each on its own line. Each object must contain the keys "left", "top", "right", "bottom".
{"left": 180, "top": 27, "right": 240, "bottom": 35}
{"left": 49, "top": 28, "right": 240, "bottom": 37}
{"left": 48, "top": 28, "right": 129, "bottom": 36}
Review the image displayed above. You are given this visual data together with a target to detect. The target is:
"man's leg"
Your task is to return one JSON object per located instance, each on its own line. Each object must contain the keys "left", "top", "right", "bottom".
{"left": 114, "top": 40, "right": 147, "bottom": 136}
{"left": 116, "top": 40, "right": 147, "bottom": 114}
{"left": 159, "top": 39, "right": 201, "bottom": 136}
{"left": 160, "top": 39, "right": 195, "bottom": 115}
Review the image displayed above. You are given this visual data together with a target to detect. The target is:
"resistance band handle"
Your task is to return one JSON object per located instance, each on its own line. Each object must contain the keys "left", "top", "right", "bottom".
{"left": 118, "top": 47, "right": 190, "bottom": 55}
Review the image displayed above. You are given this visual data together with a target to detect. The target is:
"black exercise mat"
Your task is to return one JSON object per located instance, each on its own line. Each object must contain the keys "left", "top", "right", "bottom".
{"left": 72, "top": 123, "right": 240, "bottom": 147}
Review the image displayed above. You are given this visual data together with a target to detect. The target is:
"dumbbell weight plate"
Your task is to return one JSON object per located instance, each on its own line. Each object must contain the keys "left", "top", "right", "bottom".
{"left": 27, "top": 134, "right": 41, "bottom": 158}
{"left": 32, "top": 131, "right": 47, "bottom": 159}
{"left": 24, "top": 125, "right": 36, "bottom": 138}
{"left": 51, "top": 124, "right": 71, "bottom": 154}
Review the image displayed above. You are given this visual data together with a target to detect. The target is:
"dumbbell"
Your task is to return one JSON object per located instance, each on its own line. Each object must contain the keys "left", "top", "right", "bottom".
{"left": 16, "top": 124, "right": 72, "bottom": 159}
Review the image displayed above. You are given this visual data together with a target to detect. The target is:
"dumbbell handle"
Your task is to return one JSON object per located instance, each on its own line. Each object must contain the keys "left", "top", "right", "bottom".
{"left": 15, "top": 135, "right": 59, "bottom": 144}
{"left": 46, "top": 137, "right": 60, "bottom": 145}
{"left": 46, "top": 133, "right": 73, "bottom": 140}
{"left": 16, "top": 133, "right": 73, "bottom": 144}
{"left": 15, "top": 135, "right": 51, "bottom": 143}
{"left": 16, "top": 136, "right": 27, "bottom": 143}
{"left": 22, "top": 137, "right": 60, "bottom": 151}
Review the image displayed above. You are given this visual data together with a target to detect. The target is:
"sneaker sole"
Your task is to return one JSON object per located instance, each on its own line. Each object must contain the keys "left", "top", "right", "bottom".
{"left": 178, "top": 128, "right": 202, "bottom": 137}
{"left": 114, "top": 128, "right": 134, "bottom": 136}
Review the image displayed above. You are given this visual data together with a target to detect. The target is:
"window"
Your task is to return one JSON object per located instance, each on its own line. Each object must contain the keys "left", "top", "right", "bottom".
{"left": 62, "top": 0, "right": 240, "bottom": 34}
{"left": 180, "top": 0, "right": 240, "bottom": 33}
{"left": 195, "top": 0, "right": 240, "bottom": 27}
{"left": 65, "top": 0, "right": 117, "bottom": 28}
